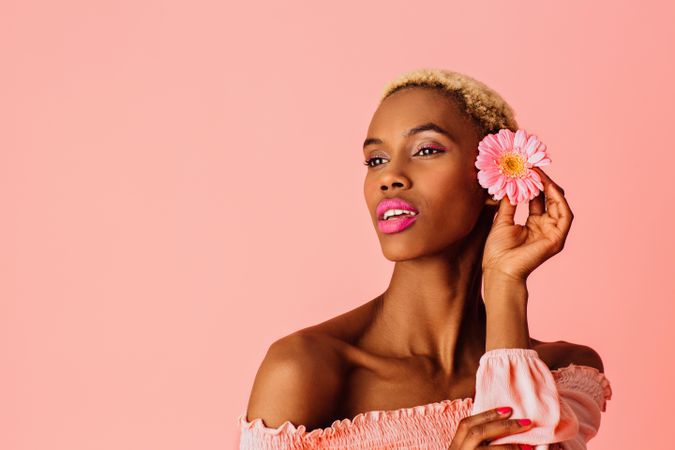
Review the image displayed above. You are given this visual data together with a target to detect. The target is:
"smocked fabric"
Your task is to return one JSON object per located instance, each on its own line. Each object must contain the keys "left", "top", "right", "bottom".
{"left": 238, "top": 347, "right": 612, "bottom": 449}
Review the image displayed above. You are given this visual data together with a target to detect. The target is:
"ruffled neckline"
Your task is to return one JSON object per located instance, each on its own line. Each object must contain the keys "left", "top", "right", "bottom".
{"left": 238, "top": 396, "right": 473, "bottom": 440}
{"left": 238, "top": 362, "right": 612, "bottom": 438}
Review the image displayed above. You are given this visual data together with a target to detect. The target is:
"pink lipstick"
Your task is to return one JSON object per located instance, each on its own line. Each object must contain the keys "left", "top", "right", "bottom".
{"left": 376, "top": 198, "right": 419, "bottom": 234}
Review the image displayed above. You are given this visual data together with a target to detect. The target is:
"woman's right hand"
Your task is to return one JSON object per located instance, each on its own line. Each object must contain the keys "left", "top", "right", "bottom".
{"left": 447, "top": 406, "right": 535, "bottom": 450}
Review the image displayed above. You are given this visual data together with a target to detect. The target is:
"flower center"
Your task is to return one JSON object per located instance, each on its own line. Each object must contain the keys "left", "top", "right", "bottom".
{"left": 498, "top": 152, "right": 527, "bottom": 178}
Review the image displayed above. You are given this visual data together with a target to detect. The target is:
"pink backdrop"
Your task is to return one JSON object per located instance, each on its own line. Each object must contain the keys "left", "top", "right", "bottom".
{"left": 2, "top": 1, "right": 672, "bottom": 449}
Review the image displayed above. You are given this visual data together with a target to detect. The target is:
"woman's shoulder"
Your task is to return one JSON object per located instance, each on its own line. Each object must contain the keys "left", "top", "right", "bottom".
{"left": 243, "top": 330, "right": 357, "bottom": 430}
{"left": 243, "top": 300, "right": 385, "bottom": 430}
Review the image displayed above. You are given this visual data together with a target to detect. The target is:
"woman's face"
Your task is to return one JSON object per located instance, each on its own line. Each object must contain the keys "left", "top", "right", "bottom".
{"left": 363, "top": 87, "right": 498, "bottom": 261}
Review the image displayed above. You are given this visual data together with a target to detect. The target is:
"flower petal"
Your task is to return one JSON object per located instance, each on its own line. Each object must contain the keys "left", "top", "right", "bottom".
{"left": 528, "top": 170, "right": 544, "bottom": 191}
{"left": 506, "top": 179, "right": 516, "bottom": 200}
{"left": 497, "top": 129, "right": 515, "bottom": 151}
{"left": 533, "top": 157, "right": 551, "bottom": 167}
{"left": 478, "top": 139, "right": 502, "bottom": 157}
{"left": 515, "top": 177, "right": 528, "bottom": 201}
{"left": 488, "top": 175, "right": 506, "bottom": 194}
{"left": 478, "top": 169, "right": 500, "bottom": 188}
{"left": 524, "top": 177, "right": 538, "bottom": 197}
{"left": 477, "top": 154, "right": 497, "bottom": 164}
{"left": 524, "top": 135, "right": 540, "bottom": 156}
{"left": 514, "top": 129, "right": 527, "bottom": 150}
{"left": 528, "top": 151, "right": 546, "bottom": 164}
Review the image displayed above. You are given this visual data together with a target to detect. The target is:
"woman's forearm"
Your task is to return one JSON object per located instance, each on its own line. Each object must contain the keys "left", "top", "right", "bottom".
{"left": 482, "top": 273, "right": 531, "bottom": 352}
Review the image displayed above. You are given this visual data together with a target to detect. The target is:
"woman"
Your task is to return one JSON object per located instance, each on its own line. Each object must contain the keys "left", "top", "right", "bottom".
{"left": 237, "top": 68, "right": 612, "bottom": 449}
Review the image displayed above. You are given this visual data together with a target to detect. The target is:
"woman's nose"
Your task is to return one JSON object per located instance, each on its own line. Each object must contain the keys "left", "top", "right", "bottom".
{"left": 377, "top": 160, "right": 411, "bottom": 191}
{"left": 380, "top": 172, "right": 412, "bottom": 191}
{"left": 380, "top": 180, "right": 406, "bottom": 191}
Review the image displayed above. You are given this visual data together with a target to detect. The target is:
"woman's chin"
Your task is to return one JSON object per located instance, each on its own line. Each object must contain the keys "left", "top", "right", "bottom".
{"left": 380, "top": 245, "right": 428, "bottom": 262}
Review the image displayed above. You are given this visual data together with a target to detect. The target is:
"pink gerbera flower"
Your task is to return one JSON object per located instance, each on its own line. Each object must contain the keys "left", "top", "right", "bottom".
{"left": 475, "top": 129, "right": 552, "bottom": 206}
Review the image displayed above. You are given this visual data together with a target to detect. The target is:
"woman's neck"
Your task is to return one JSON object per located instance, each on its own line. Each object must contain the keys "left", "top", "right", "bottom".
{"left": 371, "top": 253, "right": 487, "bottom": 375}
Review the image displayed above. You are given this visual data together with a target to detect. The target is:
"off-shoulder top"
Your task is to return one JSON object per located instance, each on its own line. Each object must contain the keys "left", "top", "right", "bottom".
{"left": 237, "top": 347, "right": 613, "bottom": 449}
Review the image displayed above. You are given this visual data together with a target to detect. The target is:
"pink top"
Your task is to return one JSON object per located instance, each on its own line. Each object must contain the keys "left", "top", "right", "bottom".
{"left": 237, "top": 347, "right": 612, "bottom": 449}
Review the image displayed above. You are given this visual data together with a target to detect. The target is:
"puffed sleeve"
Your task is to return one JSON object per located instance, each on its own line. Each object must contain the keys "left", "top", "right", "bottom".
{"left": 470, "top": 347, "right": 612, "bottom": 450}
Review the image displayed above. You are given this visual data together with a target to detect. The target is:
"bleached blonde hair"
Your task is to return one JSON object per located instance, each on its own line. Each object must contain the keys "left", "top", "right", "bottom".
{"left": 379, "top": 68, "right": 519, "bottom": 139}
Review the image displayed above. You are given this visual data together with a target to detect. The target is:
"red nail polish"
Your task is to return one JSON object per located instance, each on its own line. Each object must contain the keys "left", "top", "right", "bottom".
{"left": 517, "top": 418, "right": 532, "bottom": 426}
{"left": 497, "top": 406, "right": 512, "bottom": 414}
{"left": 520, "top": 445, "right": 534, "bottom": 450}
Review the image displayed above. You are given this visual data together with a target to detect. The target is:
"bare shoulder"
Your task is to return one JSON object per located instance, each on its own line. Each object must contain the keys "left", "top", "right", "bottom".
{"left": 244, "top": 297, "right": 381, "bottom": 429}
{"left": 245, "top": 332, "right": 347, "bottom": 430}
{"left": 534, "top": 339, "right": 605, "bottom": 373}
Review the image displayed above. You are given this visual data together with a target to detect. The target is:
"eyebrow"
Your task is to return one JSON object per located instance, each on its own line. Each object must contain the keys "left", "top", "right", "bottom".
{"left": 362, "top": 122, "right": 456, "bottom": 149}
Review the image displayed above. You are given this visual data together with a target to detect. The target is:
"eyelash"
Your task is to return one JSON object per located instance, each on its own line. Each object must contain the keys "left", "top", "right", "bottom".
{"left": 363, "top": 146, "right": 445, "bottom": 168}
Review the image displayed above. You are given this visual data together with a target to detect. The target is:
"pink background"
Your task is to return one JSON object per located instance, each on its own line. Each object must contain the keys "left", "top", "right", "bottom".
{"left": 2, "top": 1, "right": 672, "bottom": 449}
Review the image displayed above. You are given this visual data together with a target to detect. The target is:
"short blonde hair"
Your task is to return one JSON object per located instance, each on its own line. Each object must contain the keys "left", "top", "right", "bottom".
{"left": 379, "top": 68, "right": 519, "bottom": 139}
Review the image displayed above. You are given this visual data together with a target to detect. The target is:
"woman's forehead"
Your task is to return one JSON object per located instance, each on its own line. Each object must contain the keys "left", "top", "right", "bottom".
{"left": 371, "top": 88, "right": 466, "bottom": 128}
{"left": 367, "top": 114, "right": 468, "bottom": 147}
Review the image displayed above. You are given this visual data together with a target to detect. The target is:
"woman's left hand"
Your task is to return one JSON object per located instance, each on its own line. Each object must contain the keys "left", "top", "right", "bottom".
{"left": 481, "top": 167, "right": 574, "bottom": 282}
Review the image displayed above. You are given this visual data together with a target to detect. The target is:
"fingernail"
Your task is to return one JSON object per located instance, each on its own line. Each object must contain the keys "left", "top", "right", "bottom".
{"left": 520, "top": 445, "right": 534, "bottom": 450}
{"left": 497, "top": 407, "right": 512, "bottom": 414}
{"left": 517, "top": 418, "right": 532, "bottom": 426}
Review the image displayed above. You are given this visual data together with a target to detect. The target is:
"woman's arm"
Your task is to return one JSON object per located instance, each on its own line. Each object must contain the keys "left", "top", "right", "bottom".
{"left": 472, "top": 166, "right": 613, "bottom": 448}
{"left": 482, "top": 272, "right": 531, "bottom": 351}
{"left": 474, "top": 276, "right": 610, "bottom": 449}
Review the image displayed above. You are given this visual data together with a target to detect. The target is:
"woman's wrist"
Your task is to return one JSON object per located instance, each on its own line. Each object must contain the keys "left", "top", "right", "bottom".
{"left": 483, "top": 271, "right": 529, "bottom": 304}
{"left": 483, "top": 274, "right": 531, "bottom": 351}
{"left": 482, "top": 268, "right": 528, "bottom": 285}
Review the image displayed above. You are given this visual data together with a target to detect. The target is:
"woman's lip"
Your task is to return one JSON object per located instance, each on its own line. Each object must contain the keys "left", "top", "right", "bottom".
{"left": 376, "top": 197, "right": 419, "bottom": 220}
{"left": 377, "top": 214, "right": 418, "bottom": 234}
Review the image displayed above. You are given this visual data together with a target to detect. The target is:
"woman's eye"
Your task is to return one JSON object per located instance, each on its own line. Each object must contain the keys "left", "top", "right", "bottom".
{"left": 363, "top": 147, "right": 445, "bottom": 168}
{"left": 363, "top": 156, "right": 388, "bottom": 168}
{"left": 415, "top": 146, "right": 445, "bottom": 157}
